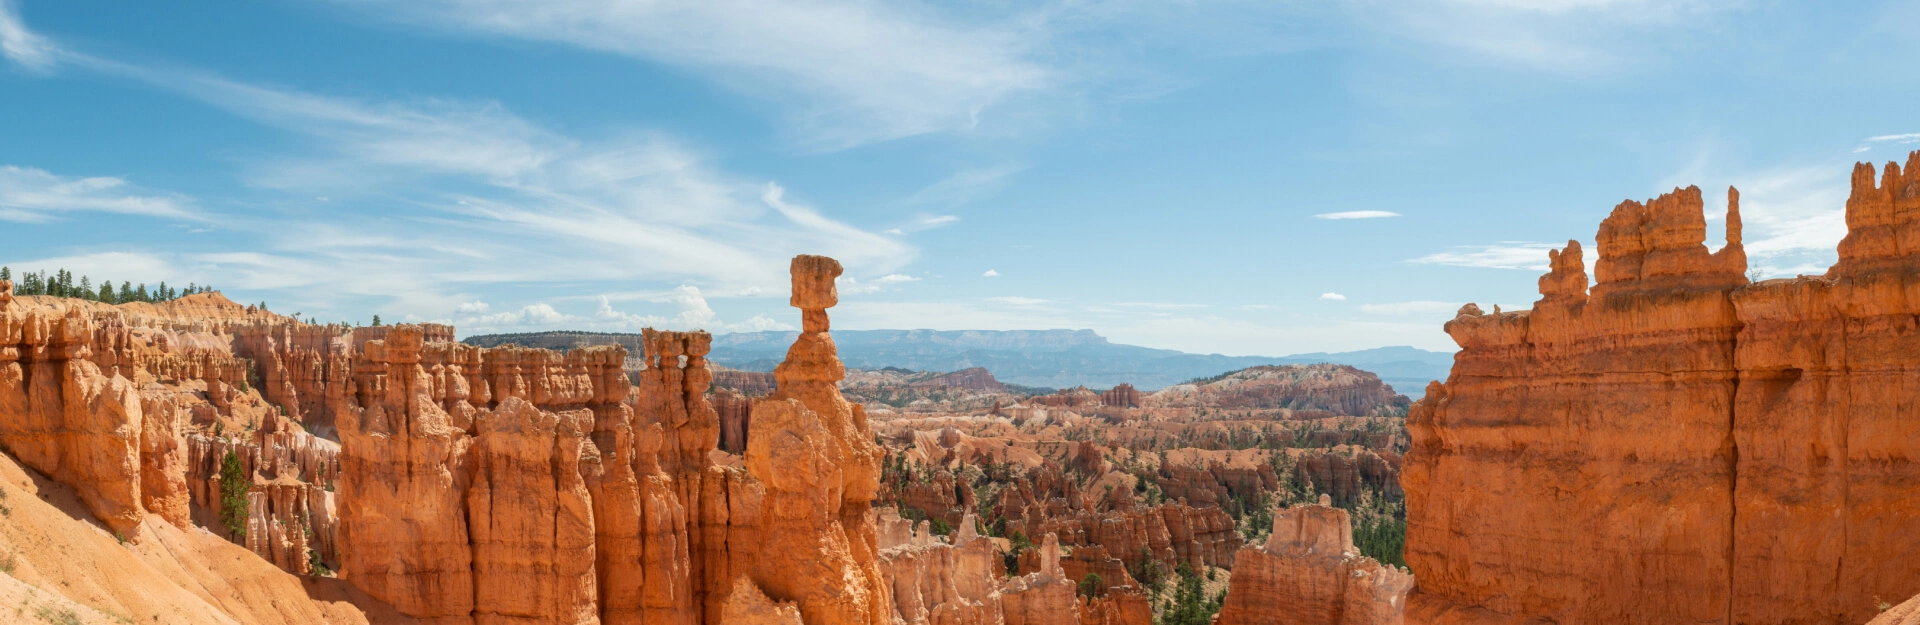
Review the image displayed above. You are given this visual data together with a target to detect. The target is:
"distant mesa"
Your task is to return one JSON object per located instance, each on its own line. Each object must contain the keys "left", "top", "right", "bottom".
{"left": 464, "top": 328, "right": 1453, "bottom": 396}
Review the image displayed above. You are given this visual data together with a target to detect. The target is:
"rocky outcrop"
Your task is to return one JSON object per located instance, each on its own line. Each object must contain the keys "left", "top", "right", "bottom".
{"left": 722, "top": 577, "right": 806, "bottom": 625}
{"left": 1216, "top": 497, "right": 1411, "bottom": 625}
{"left": 336, "top": 328, "right": 483, "bottom": 622}
{"left": 1028, "top": 387, "right": 1103, "bottom": 409}
{"left": 467, "top": 397, "right": 599, "bottom": 624}
{"left": 736, "top": 255, "right": 892, "bottom": 625}
{"left": 1078, "top": 587, "right": 1151, "bottom": 625}
{"left": 713, "top": 389, "right": 752, "bottom": 453}
{"left": 1000, "top": 533, "right": 1080, "bottom": 625}
{"left": 1408, "top": 154, "right": 1920, "bottom": 625}
{"left": 712, "top": 367, "right": 778, "bottom": 396}
{"left": 993, "top": 462, "right": 1242, "bottom": 574}
{"left": 1100, "top": 384, "right": 1140, "bottom": 408}
{"left": 0, "top": 301, "right": 172, "bottom": 537}
{"left": 911, "top": 367, "right": 1008, "bottom": 393}
{"left": 1148, "top": 364, "right": 1411, "bottom": 415}
{"left": 877, "top": 511, "right": 1004, "bottom": 625}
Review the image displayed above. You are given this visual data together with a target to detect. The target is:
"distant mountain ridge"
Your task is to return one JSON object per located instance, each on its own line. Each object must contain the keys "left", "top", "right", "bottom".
{"left": 462, "top": 329, "right": 1454, "bottom": 396}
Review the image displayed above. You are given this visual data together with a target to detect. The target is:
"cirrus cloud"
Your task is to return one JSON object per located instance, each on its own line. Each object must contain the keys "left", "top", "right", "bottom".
{"left": 1313, "top": 210, "right": 1400, "bottom": 219}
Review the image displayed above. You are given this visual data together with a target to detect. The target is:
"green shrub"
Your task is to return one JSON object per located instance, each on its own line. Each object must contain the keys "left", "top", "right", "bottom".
{"left": 1079, "top": 572, "right": 1105, "bottom": 599}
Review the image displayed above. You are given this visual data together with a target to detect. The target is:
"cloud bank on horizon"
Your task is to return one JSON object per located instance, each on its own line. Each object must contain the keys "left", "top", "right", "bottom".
{"left": 2, "top": 0, "right": 1917, "bottom": 355}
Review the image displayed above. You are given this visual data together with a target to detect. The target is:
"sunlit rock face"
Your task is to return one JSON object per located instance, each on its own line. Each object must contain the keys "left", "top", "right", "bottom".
{"left": 1217, "top": 497, "right": 1411, "bottom": 625}
{"left": 1407, "top": 152, "right": 1920, "bottom": 625}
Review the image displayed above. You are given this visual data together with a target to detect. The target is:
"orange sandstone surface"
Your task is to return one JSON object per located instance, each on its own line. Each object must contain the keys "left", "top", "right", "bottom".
{"left": 1408, "top": 153, "right": 1920, "bottom": 625}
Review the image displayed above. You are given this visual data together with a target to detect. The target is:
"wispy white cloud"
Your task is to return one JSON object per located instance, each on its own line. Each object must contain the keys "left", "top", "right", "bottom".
{"left": 1407, "top": 242, "right": 1561, "bottom": 270}
{"left": 986, "top": 296, "right": 1050, "bottom": 306}
{"left": 1360, "top": 300, "right": 1462, "bottom": 315}
{"left": 888, "top": 213, "right": 962, "bottom": 235}
{"left": 584, "top": 288, "right": 792, "bottom": 334}
{"left": 907, "top": 165, "right": 1025, "bottom": 207}
{"left": 1347, "top": 0, "right": 1741, "bottom": 75}
{"left": 1314, "top": 210, "right": 1400, "bottom": 219}
{"left": 0, "top": 8, "right": 910, "bottom": 320}
{"left": 0, "top": 166, "right": 199, "bottom": 223}
{"left": 982, "top": 269, "right": 1000, "bottom": 277}
{"left": 326, "top": 0, "right": 1052, "bottom": 148}
{"left": 0, "top": 0, "right": 53, "bottom": 71}
{"left": 1319, "top": 292, "right": 1346, "bottom": 301}
{"left": 466, "top": 302, "right": 575, "bottom": 327}
{"left": 1864, "top": 133, "right": 1920, "bottom": 144}
{"left": 1113, "top": 301, "right": 1207, "bottom": 310}
{"left": 837, "top": 273, "right": 919, "bottom": 295}
{"left": 1728, "top": 165, "right": 1847, "bottom": 277}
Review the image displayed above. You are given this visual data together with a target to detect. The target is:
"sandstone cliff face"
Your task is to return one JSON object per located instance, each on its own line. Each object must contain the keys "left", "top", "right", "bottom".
{"left": 0, "top": 304, "right": 152, "bottom": 536}
{"left": 1216, "top": 497, "right": 1411, "bottom": 625}
{"left": 1408, "top": 154, "right": 1920, "bottom": 625}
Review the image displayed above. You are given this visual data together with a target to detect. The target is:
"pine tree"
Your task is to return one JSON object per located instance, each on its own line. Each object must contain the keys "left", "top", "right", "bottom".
{"left": 77, "top": 276, "right": 92, "bottom": 301}
{"left": 119, "top": 281, "right": 134, "bottom": 303}
{"left": 0, "top": 266, "right": 9, "bottom": 283}
{"left": 371, "top": 314, "right": 382, "bottom": 327}
{"left": 157, "top": 282, "right": 169, "bottom": 301}
{"left": 135, "top": 284, "right": 149, "bottom": 302}
{"left": 97, "top": 282, "right": 114, "bottom": 303}
{"left": 218, "top": 451, "right": 250, "bottom": 541}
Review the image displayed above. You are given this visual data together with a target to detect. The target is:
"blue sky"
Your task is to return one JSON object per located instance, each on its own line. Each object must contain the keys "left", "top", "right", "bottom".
{"left": 1, "top": 0, "right": 1916, "bottom": 355}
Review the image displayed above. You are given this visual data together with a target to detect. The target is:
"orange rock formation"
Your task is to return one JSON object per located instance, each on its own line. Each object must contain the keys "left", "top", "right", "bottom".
{"left": 1216, "top": 496, "right": 1411, "bottom": 625}
{"left": 1407, "top": 154, "right": 1920, "bottom": 624}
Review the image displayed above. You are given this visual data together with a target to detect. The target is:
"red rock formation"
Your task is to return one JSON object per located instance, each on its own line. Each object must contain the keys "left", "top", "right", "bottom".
{"left": 1407, "top": 184, "right": 1746, "bottom": 625}
{"left": 711, "top": 367, "right": 777, "bottom": 396}
{"left": 713, "top": 388, "right": 752, "bottom": 453}
{"left": 1150, "top": 364, "right": 1411, "bottom": 415}
{"left": 1408, "top": 155, "right": 1920, "bottom": 625}
{"left": 1100, "top": 384, "right": 1141, "bottom": 408}
{"left": 337, "top": 328, "right": 480, "bottom": 623}
{"left": 911, "top": 367, "right": 1009, "bottom": 393}
{"left": 1029, "top": 387, "right": 1103, "bottom": 409}
{"left": 1216, "top": 497, "right": 1411, "bottom": 625}
{"left": 1870, "top": 594, "right": 1920, "bottom": 625}
{"left": 735, "top": 254, "right": 891, "bottom": 625}
{"left": 467, "top": 397, "right": 599, "bottom": 624}
{"left": 1078, "top": 587, "right": 1152, "bottom": 625}
{"left": 993, "top": 462, "right": 1242, "bottom": 574}
{"left": 1723, "top": 155, "right": 1920, "bottom": 623}
{"left": 1000, "top": 533, "right": 1079, "bottom": 625}
{"left": 877, "top": 511, "right": 1005, "bottom": 625}
{"left": 0, "top": 303, "right": 161, "bottom": 537}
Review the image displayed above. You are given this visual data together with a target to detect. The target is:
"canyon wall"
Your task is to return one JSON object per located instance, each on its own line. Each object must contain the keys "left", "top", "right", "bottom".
{"left": 1407, "top": 153, "right": 1920, "bottom": 624}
